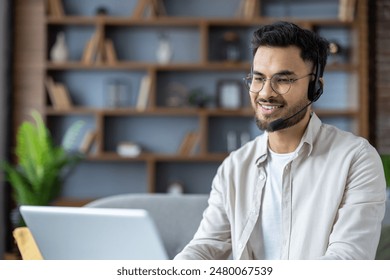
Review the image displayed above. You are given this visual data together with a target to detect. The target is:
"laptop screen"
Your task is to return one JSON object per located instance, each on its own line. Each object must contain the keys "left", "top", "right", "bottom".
{"left": 20, "top": 205, "right": 168, "bottom": 260}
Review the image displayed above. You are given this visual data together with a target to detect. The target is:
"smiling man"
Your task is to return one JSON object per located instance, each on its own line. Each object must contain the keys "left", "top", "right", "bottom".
{"left": 174, "top": 21, "right": 386, "bottom": 260}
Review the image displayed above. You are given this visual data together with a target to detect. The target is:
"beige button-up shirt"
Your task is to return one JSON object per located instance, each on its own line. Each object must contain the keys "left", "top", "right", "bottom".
{"left": 175, "top": 113, "right": 386, "bottom": 260}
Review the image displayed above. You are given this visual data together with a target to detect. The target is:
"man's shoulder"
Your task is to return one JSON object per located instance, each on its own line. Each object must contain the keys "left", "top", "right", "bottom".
{"left": 317, "top": 122, "right": 372, "bottom": 153}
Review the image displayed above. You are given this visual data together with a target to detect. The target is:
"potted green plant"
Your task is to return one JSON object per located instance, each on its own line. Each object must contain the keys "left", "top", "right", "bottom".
{"left": 188, "top": 88, "right": 212, "bottom": 108}
{"left": 380, "top": 154, "right": 390, "bottom": 198}
{"left": 1, "top": 111, "right": 84, "bottom": 225}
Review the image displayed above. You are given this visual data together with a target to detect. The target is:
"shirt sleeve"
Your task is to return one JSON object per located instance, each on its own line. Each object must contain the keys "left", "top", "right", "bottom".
{"left": 174, "top": 164, "right": 233, "bottom": 260}
{"left": 320, "top": 140, "right": 387, "bottom": 260}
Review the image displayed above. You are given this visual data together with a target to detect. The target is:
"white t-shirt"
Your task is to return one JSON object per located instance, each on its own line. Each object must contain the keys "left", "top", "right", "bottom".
{"left": 250, "top": 148, "right": 296, "bottom": 259}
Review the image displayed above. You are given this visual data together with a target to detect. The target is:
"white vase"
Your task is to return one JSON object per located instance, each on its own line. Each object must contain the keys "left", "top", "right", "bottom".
{"left": 156, "top": 35, "right": 172, "bottom": 64}
{"left": 50, "top": 32, "right": 68, "bottom": 62}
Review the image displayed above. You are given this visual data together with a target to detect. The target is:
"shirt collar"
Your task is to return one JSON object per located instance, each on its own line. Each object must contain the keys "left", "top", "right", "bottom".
{"left": 301, "top": 112, "right": 322, "bottom": 156}
{"left": 255, "top": 112, "right": 322, "bottom": 166}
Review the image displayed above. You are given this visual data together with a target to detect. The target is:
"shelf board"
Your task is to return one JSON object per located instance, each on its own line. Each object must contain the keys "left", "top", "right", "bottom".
{"left": 46, "top": 61, "right": 150, "bottom": 70}
{"left": 46, "top": 15, "right": 357, "bottom": 28}
{"left": 86, "top": 152, "right": 227, "bottom": 162}
{"left": 45, "top": 61, "right": 251, "bottom": 71}
{"left": 45, "top": 61, "right": 358, "bottom": 72}
{"left": 45, "top": 107, "right": 256, "bottom": 117}
{"left": 45, "top": 107, "right": 204, "bottom": 116}
{"left": 46, "top": 16, "right": 204, "bottom": 26}
{"left": 45, "top": 107, "right": 98, "bottom": 115}
{"left": 45, "top": 107, "right": 357, "bottom": 118}
{"left": 154, "top": 153, "right": 228, "bottom": 162}
{"left": 87, "top": 152, "right": 153, "bottom": 161}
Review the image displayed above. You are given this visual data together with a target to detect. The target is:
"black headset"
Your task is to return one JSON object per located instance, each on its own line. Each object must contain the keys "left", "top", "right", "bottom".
{"left": 307, "top": 54, "right": 323, "bottom": 102}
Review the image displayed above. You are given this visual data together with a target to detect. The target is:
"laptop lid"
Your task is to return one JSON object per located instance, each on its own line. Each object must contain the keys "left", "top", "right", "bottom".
{"left": 20, "top": 205, "right": 168, "bottom": 260}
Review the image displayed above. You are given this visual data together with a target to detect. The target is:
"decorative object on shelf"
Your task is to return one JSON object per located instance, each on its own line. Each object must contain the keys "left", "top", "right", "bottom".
{"left": 117, "top": 142, "right": 142, "bottom": 157}
{"left": 95, "top": 6, "right": 108, "bottom": 16}
{"left": 237, "top": 0, "right": 261, "bottom": 19}
{"left": 1, "top": 111, "right": 84, "bottom": 225}
{"left": 328, "top": 41, "right": 347, "bottom": 64}
{"left": 220, "top": 31, "right": 241, "bottom": 62}
{"left": 107, "top": 79, "right": 131, "bottom": 108}
{"left": 44, "top": 76, "right": 72, "bottom": 109}
{"left": 227, "top": 131, "right": 251, "bottom": 152}
{"left": 188, "top": 88, "right": 211, "bottom": 108}
{"left": 156, "top": 33, "right": 173, "bottom": 64}
{"left": 167, "top": 181, "right": 184, "bottom": 195}
{"left": 329, "top": 41, "right": 341, "bottom": 55}
{"left": 227, "top": 131, "right": 238, "bottom": 152}
{"left": 50, "top": 32, "right": 68, "bottom": 63}
{"left": 217, "top": 80, "right": 243, "bottom": 109}
{"left": 133, "top": 0, "right": 167, "bottom": 18}
{"left": 240, "top": 131, "right": 251, "bottom": 147}
{"left": 165, "top": 82, "right": 189, "bottom": 107}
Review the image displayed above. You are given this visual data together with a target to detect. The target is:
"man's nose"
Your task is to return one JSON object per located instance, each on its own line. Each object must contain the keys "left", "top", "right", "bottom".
{"left": 257, "top": 80, "right": 278, "bottom": 100}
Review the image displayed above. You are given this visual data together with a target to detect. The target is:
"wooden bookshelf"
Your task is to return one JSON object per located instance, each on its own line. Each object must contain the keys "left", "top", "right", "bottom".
{"left": 12, "top": 0, "right": 370, "bottom": 197}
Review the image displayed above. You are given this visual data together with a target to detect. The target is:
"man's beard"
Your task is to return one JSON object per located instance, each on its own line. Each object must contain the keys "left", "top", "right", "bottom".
{"left": 255, "top": 97, "right": 309, "bottom": 132}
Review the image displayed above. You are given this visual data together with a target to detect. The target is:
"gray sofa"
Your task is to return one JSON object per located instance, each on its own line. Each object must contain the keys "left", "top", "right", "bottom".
{"left": 85, "top": 193, "right": 208, "bottom": 259}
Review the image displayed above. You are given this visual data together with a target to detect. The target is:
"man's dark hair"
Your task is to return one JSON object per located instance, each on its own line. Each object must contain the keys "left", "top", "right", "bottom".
{"left": 251, "top": 21, "right": 330, "bottom": 75}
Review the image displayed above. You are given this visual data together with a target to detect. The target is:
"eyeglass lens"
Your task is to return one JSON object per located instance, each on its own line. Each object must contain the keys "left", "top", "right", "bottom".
{"left": 245, "top": 74, "right": 292, "bottom": 95}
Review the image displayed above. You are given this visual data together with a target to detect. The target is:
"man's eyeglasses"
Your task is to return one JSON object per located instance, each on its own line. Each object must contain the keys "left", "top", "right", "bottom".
{"left": 243, "top": 73, "right": 314, "bottom": 95}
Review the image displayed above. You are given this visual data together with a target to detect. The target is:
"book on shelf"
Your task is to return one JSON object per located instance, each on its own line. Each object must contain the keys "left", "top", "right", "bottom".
{"left": 136, "top": 75, "right": 152, "bottom": 111}
{"left": 132, "top": 0, "right": 166, "bottom": 18}
{"left": 81, "top": 34, "right": 97, "bottom": 64}
{"left": 338, "top": 0, "right": 357, "bottom": 22}
{"left": 81, "top": 27, "right": 106, "bottom": 65}
{"left": 82, "top": 31, "right": 118, "bottom": 65}
{"left": 54, "top": 83, "right": 72, "bottom": 109}
{"left": 104, "top": 39, "right": 118, "bottom": 65}
{"left": 44, "top": 77, "right": 72, "bottom": 109}
{"left": 95, "top": 25, "right": 106, "bottom": 64}
{"left": 178, "top": 131, "right": 200, "bottom": 155}
{"left": 47, "top": 0, "right": 64, "bottom": 17}
{"left": 237, "top": 0, "right": 261, "bottom": 19}
{"left": 79, "top": 130, "right": 97, "bottom": 154}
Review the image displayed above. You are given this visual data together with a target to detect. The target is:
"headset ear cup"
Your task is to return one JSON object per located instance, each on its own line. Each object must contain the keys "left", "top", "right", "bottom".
{"left": 311, "top": 82, "right": 323, "bottom": 102}
{"left": 308, "top": 59, "right": 323, "bottom": 102}
{"left": 308, "top": 81, "right": 315, "bottom": 101}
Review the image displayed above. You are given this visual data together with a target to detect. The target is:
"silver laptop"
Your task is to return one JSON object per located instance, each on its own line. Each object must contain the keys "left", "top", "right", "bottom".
{"left": 20, "top": 205, "right": 168, "bottom": 260}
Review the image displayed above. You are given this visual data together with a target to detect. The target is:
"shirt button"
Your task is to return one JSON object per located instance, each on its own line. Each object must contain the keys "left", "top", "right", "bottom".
{"left": 259, "top": 174, "right": 265, "bottom": 180}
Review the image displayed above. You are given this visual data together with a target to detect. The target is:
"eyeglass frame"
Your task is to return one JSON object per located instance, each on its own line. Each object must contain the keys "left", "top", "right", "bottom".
{"left": 243, "top": 72, "right": 314, "bottom": 95}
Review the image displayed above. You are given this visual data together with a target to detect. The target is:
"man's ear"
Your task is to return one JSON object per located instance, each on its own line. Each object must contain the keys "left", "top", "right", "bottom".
{"left": 319, "top": 77, "right": 324, "bottom": 87}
